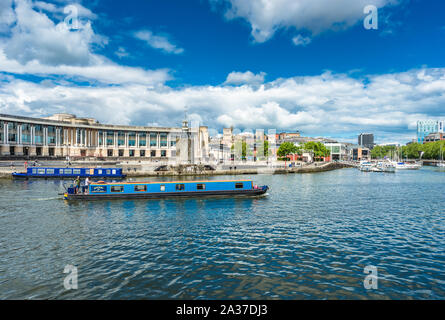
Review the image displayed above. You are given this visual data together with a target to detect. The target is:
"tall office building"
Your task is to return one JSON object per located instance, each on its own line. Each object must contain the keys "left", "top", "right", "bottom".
{"left": 417, "top": 120, "right": 444, "bottom": 143}
{"left": 358, "top": 133, "right": 375, "bottom": 149}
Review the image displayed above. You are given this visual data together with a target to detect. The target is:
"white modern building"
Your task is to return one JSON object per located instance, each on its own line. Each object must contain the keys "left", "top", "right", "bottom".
{"left": 0, "top": 113, "right": 209, "bottom": 162}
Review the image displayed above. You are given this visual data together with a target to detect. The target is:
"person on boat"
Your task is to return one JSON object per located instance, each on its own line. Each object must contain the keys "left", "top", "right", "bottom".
{"left": 84, "top": 177, "right": 90, "bottom": 194}
{"left": 74, "top": 176, "right": 81, "bottom": 194}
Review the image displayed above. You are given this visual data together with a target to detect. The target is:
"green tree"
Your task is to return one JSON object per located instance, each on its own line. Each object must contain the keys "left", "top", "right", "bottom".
{"left": 302, "top": 141, "right": 330, "bottom": 160}
{"left": 263, "top": 140, "right": 269, "bottom": 157}
{"left": 277, "top": 142, "right": 298, "bottom": 159}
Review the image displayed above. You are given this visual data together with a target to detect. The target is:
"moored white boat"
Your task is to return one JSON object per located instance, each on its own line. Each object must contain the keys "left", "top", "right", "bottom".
{"left": 391, "top": 161, "right": 421, "bottom": 170}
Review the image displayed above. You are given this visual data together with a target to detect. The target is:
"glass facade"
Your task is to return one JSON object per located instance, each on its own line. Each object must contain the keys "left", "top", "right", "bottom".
{"left": 118, "top": 132, "right": 125, "bottom": 146}
{"left": 8, "top": 122, "right": 17, "bottom": 143}
{"left": 417, "top": 120, "right": 444, "bottom": 143}
{"left": 107, "top": 131, "right": 114, "bottom": 146}
{"left": 34, "top": 125, "right": 43, "bottom": 144}
{"left": 139, "top": 133, "right": 146, "bottom": 147}
{"left": 128, "top": 132, "right": 136, "bottom": 147}
{"left": 48, "top": 126, "right": 56, "bottom": 144}
{"left": 98, "top": 131, "right": 103, "bottom": 146}
{"left": 0, "top": 114, "right": 198, "bottom": 159}
{"left": 160, "top": 133, "right": 168, "bottom": 147}
{"left": 22, "top": 124, "right": 31, "bottom": 144}
{"left": 150, "top": 133, "right": 157, "bottom": 147}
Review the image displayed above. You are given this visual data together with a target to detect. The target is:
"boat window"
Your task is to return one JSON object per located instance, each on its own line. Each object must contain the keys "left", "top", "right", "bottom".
{"left": 106, "top": 170, "right": 111, "bottom": 175}
{"left": 160, "top": 185, "right": 165, "bottom": 191}
{"left": 134, "top": 185, "right": 147, "bottom": 192}
{"left": 176, "top": 184, "right": 185, "bottom": 191}
{"left": 111, "top": 186, "right": 124, "bottom": 192}
{"left": 64, "top": 169, "right": 72, "bottom": 174}
{"left": 89, "top": 169, "right": 94, "bottom": 175}
{"left": 112, "top": 169, "right": 116, "bottom": 175}
{"left": 46, "top": 169, "right": 55, "bottom": 174}
{"left": 235, "top": 183, "right": 244, "bottom": 189}
{"left": 97, "top": 169, "right": 102, "bottom": 174}
{"left": 32, "top": 169, "right": 37, "bottom": 174}
{"left": 37, "top": 169, "right": 45, "bottom": 174}
{"left": 197, "top": 184, "right": 205, "bottom": 190}
{"left": 73, "top": 169, "right": 81, "bottom": 175}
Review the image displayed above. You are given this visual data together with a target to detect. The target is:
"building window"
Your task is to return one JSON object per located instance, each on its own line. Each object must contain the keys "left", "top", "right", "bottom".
{"left": 197, "top": 184, "right": 205, "bottom": 190}
{"left": 235, "top": 183, "right": 244, "bottom": 189}
{"left": 129, "top": 150, "right": 134, "bottom": 157}
{"left": 175, "top": 184, "right": 185, "bottom": 191}
{"left": 118, "top": 149, "right": 124, "bottom": 157}
{"left": 111, "top": 186, "right": 124, "bottom": 192}
{"left": 107, "top": 131, "right": 114, "bottom": 146}
{"left": 129, "top": 132, "right": 136, "bottom": 146}
{"left": 161, "top": 150, "right": 166, "bottom": 157}
{"left": 151, "top": 150, "right": 156, "bottom": 157}
{"left": 150, "top": 133, "right": 157, "bottom": 147}
{"left": 140, "top": 150, "right": 146, "bottom": 157}
{"left": 160, "top": 132, "right": 167, "bottom": 147}
{"left": 134, "top": 185, "right": 147, "bottom": 192}
{"left": 118, "top": 132, "right": 125, "bottom": 146}
{"left": 139, "top": 133, "right": 146, "bottom": 147}
{"left": 107, "top": 149, "right": 113, "bottom": 157}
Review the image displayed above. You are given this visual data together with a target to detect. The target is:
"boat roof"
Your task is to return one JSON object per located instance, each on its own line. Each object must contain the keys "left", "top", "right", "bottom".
{"left": 91, "top": 179, "right": 253, "bottom": 185}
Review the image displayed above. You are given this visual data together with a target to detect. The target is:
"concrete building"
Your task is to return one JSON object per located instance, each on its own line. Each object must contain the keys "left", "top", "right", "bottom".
{"left": 0, "top": 113, "right": 209, "bottom": 162}
{"left": 417, "top": 120, "right": 444, "bottom": 144}
{"left": 276, "top": 131, "right": 301, "bottom": 141}
{"left": 352, "top": 147, "right": 371, "bottom": 161}
{"left": 358, "top": 133, "right": 375, "bottom": 150}
{"left": 324, "top": 142, "right": 349, "bottom": 161}
{"left": 423, "top": 132, "right": 445, "bottom": 143}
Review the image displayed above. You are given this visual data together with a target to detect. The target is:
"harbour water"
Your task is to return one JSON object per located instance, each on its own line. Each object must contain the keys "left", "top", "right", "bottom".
{"left": 1, "top": 167, "right": 444, "bottom": 299}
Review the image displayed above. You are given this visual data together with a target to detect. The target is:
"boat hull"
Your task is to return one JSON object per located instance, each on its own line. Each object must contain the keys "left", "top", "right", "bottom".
{"left": 64, "top": 187, "right": 269, "bottom": 201}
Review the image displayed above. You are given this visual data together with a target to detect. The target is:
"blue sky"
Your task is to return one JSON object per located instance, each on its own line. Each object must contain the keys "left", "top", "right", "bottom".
{"left": 0, "top": 0, "right": 445, "bottom": 144}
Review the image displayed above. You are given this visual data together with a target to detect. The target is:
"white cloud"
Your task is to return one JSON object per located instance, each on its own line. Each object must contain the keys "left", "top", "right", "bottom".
{"left": 134, "top": 29, "right": 184, "bottom": 54}
{"left": 115, "top": 47, "right": 129, "bottom": 59}
{"left": 2, "top": 67, "right": 445, "bottom": 143}
{"left": 0, "top": 0, "right": 170, "bottom": 85}
{"left": 224, "top": 71, "right": 266, "bottom": 85}
{"left": 33, "top": 1, "right": 97, "bottom": 20}
{"left": 0, "top": 0, "right": 15, "bottom": 32}
{"left": 3, "top": 0, "right": 100, "bottom": 66}
{"left": 217, "top": 0, "right": 401, "bottom": 43}
{"left": 292, "top": 35, "right": 312, "bottom": 47}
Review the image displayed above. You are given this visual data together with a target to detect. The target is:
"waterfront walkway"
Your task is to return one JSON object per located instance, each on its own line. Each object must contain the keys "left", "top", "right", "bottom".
{"left": 0, "top": 160, "right": 356, "bottom": 178}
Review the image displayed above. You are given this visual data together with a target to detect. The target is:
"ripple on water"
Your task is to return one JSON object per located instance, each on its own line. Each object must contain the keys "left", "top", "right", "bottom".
{"left": 0, "top": 169, "right": 445, "bottom": 299}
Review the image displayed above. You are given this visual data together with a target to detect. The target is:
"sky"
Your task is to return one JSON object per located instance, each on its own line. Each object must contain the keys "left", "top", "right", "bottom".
{"left": 0, "top": 0, "right": 445, "bottom": 144}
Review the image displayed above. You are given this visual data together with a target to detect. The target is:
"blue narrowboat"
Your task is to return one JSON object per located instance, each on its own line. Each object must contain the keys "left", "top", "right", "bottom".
{"left": 63, "top": 180, "right": 268, "bottom": 200}
{"left": 12, "top": 167, "right": 126, "bottom": 179}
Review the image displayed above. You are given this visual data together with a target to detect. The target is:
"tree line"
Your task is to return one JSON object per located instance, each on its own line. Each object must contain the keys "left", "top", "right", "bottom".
{"left": 277, "top": 142, "right": 330, "bottom": 160}
{"left": 371, "top": 141, "right": 445, "bottom": 160}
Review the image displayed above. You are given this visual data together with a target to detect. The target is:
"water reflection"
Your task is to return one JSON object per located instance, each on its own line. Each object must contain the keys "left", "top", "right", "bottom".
{"left": 1, "top": 168, "right": 444, "bottom": 299}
